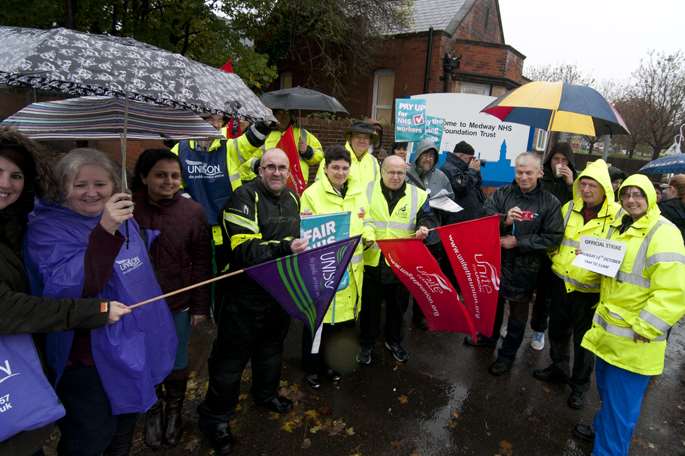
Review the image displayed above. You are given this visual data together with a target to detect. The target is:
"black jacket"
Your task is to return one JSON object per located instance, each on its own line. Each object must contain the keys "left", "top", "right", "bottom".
{"left": 658, "top": 197, "right": 685, "bottom": 242}
{"left": 440, "top": 153, "right": 486, "bottom": 223}
{"left": 484, "top": 182, "right": 564, "bottom": 300}
{"left": 0, "top": 210, "right": 107, "bottom": 455}
{"left": 221, "top": 179, "right": 300, "bottom": 309}
{"left": 541, "top": 149, "right": 576, "bottom": 205}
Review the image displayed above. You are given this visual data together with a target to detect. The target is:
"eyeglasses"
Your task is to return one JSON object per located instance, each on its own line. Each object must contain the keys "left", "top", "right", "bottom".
{"left": 620, "top": 191, "right": 645, "bottom": 201}
{"left": 261, "top": 164, "right": 288, "bottom": 173}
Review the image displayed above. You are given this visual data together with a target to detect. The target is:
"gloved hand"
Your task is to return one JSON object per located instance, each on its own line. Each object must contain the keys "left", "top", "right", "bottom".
{"left": 246, "top": 121, "right": 273, "bottom": 147}
{"left": 300, "top": 145, "right": 314, "bottom": 160}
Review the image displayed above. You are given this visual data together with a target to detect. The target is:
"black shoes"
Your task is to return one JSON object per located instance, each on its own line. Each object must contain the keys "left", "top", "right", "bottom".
{"left": 488, "top": 358, "right": 513, "bottom": 376}
{"left": 200, "top": 422, "right": 234, "bottom": 456}
{"left": 143, "top": 400, "right": 164, "bottom": 450}
{"left": 259, "top": 395, "right": 293, "bottom": 414}
{"left": 356, "top": 346, "right": 373, "bottom": 365}
{"left": 304, "top": 374, "right": 321, "bottom": 390}
{"left": 464, "top": 335, "right": 498, "bottom": 348}
{"left": 532, "top": 365, "right": 569, "bottom": 384}
{"left": 572, "top": 423, "right": 595, "bottom": 442}
{"left": 384, "top": 341, "right": 409, "bottom": 363}
{"left": 567, "top": 390, "right": 585, "bottom": 410}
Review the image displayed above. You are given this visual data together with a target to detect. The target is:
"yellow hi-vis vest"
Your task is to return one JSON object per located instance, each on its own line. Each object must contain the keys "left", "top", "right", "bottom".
{"left": 364, "top": 181, "right": 428, "bottom": 267}
{"left": 300, "top": 176, "right": 374, "bottom": 323}
{"left": 239, "top": 127, "right": 324, "bottom": 182}
{"left": 581, "top": 174, "right": 685, "bottom": 376}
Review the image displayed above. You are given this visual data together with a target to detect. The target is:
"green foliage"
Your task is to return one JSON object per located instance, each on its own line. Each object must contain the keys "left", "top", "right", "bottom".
{"left": 0, "top": 0, "right": 278, "bottom": 90}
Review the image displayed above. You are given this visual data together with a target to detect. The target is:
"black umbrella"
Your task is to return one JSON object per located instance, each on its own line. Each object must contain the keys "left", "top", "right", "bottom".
{"left": 0, "top": 26, "right": 274, "bottom": 121}
{"left": 261, "top": 86, "right": 349, "bottom": 115}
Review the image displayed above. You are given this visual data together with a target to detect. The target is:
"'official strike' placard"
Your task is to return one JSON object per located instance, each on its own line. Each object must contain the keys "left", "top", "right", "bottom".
{"left": 572, "top": 236, "right": 627, "bottom": 277}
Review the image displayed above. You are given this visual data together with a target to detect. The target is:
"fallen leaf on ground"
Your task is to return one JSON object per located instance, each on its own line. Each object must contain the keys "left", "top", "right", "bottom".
{"left": 301, "top": 438, "right": 312, "bottom": 449}
{"left": 390, "top": 440, "right": 402, "bottom": 449}
{"left": 498, "top": 439, "right": 513, "bottom": 456}
{"left": 269, "top": 412, "right": 280, "bottom": 421}
{"left": 346, "top": 427, "right": 355, "bottom": 436}
{"left": 398, "top": 395, "right": 409, "bottom": 405}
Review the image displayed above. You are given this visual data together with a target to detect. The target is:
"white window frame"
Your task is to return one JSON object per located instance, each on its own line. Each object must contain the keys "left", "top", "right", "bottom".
{"left": 459, "top": 81, "right": 491, "bottom": 96}
{"left": 371, "top": 69, "right": 395, "bottom": 123}
{"left": 534, "top": 128, "right": 548, "bottom": 151}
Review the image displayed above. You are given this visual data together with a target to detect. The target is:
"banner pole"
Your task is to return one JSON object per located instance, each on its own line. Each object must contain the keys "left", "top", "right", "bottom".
{"left": 129, "top": 268, "right": 245, "bottom": 309}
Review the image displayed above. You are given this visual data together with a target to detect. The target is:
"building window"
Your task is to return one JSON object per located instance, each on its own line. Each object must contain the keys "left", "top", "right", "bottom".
{"left": 459, "top": 81, "right": 491, "bottom": 95}
{"left": 372, "top": 69, "right": 395, "bottom": 125}
{"left": 534, "top": 129, "right": 548, "bottom": 151}
{"left": 280, "top": 72, "right": 293, "bottom": 89}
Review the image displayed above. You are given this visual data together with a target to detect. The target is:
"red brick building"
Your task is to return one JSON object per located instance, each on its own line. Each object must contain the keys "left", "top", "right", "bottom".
{"left": 277, "top": 0, "right": 527, "bottom": 125}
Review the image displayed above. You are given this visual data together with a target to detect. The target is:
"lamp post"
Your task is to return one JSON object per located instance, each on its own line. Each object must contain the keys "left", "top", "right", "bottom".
{"left": 440, "top": 53, "right": 461, "bottom": 92}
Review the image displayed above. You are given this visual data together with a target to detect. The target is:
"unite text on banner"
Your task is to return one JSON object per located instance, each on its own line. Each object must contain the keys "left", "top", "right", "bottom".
{"left": 437, "top": 215, "right": 501, "bottom": 338}
{"left": 376, "top": 238, "right": 477, "bottom": 339}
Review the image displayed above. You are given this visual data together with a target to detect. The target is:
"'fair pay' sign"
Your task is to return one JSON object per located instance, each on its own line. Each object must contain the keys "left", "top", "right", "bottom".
{"left": 572, "top": 236, "right": 627, "bottom": 277}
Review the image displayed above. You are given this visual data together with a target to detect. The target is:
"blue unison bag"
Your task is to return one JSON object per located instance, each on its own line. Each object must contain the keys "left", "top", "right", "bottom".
{"left": 0, "top": 334, "right": 65, "bottom": 442}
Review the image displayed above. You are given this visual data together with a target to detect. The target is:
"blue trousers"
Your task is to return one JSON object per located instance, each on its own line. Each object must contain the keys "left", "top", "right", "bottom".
{"left": 593, "top": 357, "right": 651, "bottom": 456}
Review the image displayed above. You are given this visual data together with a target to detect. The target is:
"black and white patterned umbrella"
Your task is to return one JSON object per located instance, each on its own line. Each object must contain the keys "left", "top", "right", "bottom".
{"left": 0, "top": 25, "right": 274, "bottom": 122}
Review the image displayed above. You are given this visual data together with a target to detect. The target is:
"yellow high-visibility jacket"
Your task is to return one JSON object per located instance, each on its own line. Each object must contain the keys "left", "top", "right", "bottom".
{"left": 581, "top": 174, "right": 685, "bottom": 376}
{"left": 550, "top": 159, "right": 623, "bottom": 293}
{"left": 364, "top": 180, "right": 428, "bottom": 267}
{"left": 239, "top": 127, "right": 323, "bottom": 182}
{"left": 316, "top": 143, "right": 380, "bottom": 204}
{"left": 300, "top": 176, "right": 374, "bottom": 323}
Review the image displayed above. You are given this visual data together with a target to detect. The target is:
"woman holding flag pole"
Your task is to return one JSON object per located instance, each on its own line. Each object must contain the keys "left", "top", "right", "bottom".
{"left": 0, "top": 129, "right": 130, "bottom": 455}
{"left": 299, "top": 144, "right": 374, "bottom": 389}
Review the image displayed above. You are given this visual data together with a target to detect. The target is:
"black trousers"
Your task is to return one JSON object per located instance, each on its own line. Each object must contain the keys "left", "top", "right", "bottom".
{"left": 530, "top": 257, "right": 553, "bottom": 332}
{"left": 548, "top": 274, "right": 597, "bottom": 393}
{"left": 497, "top": 295, "right": 532, "bottom": 362}
{"left": 359, "top": 275, "right": 410, "bottom": 348}
{"left": 198, "top": 299, "right": 290, "bottom": 425}
{"left": 301, "top": 320, "right": 356, "bottom": 374}
{"left": 56, "top": 366, "right": 139, "bottom": 456}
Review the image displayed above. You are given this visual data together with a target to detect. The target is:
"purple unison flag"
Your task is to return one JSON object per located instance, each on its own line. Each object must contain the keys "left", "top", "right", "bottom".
{"left": 245, "top": 236, "right": 361, "bottom": 333}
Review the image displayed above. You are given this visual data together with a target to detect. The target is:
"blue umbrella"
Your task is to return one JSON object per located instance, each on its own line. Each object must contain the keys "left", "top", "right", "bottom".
{"left": 639, "top": 153, "right": 685, "bottom": 174}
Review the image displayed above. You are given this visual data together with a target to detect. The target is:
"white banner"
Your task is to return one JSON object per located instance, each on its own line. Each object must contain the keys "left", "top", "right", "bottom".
{"left": 572, "top": 236, "right": 627, "bottom": 277}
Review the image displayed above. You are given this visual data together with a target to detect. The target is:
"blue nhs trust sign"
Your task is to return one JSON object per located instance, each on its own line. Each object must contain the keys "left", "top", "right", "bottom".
{"left": 407, "top": 93, "right": 533, "bottom": 187}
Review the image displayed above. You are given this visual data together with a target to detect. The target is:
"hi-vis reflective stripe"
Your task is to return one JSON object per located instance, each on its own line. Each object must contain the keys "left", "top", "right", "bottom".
{"left": 553, "top": 270, "right": 599, "bottom": 290}
{"left": 645, "top": 252, "right": 685, "bottom": 267}
{"left": 408, "top": 185, "right": 419, "bottom": 228}
{"left": 372, "top": 221, "right": 413, "bottom": 230}
{"left": 366, "top": 158, "right": 379, "bottom": 203}
{"left": 616, "top": 220, "right": 665, "bottom": 288}
{"left": 639, "top": 309, "right": 671, "bottom": 332}
{"left": 211, "top": 225, "right": 223, "bottom": 246}
{"left": 233, "top": 138, "right": 245, "bottom": 164}
{"left": 225, "top": 212, "right": 259, "bottom": 233}
{"left": 563, "top": 201, "right": 575, "bottom": 228}
{"left": 561, "top": 239, "right": 580, "bottom": 248}
{"left": 605, "top": 208, "right": 625, "bottom": 239}
{"left": 230, "top": 232, "right": 262, "bottom": 250}
{"left": 351, "top": 253, "right": 363, "bottom": 264}
{"left": 229, "top": 172, "right": 241, "bottom": 183}
{"left": 593, "top": 313, "right": 667, "bottom": 341}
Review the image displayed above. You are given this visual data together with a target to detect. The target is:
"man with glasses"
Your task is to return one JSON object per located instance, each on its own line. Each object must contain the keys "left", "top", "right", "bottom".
{"left": 357, "top": 156, "right": 437, "bottom": 365}
{"left": 197, "top": 148, "right": 308, "bottom": 455}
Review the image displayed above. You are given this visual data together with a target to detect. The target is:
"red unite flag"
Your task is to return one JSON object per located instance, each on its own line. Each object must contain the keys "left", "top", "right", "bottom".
{"left": 276, "top": 126, "right": 307, "bottom": 195}
{"left": 437, "top": 215, "right": 501, "bottom": 338}
{"left": 377, "top": 239, "right": 477, "bottom": 339}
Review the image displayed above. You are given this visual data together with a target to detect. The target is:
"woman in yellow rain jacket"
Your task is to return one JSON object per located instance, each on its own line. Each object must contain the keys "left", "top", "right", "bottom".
{"left": 577, "top": 174, "right": 685, "bottom": 456}
{"left": 299, "top": 145, "right": 374, "bottom": 389}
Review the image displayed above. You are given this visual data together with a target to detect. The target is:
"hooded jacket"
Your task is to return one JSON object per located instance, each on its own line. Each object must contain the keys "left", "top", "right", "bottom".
{"left": 484, "top": 181, "right": 564, "bottom": 300}
{"left": 549, "top": 159, "right": 623, "bottom": 293}
{"left": 658, "top": 197, "right": 685, "bottom": 242}
{"left": 440, "top": 152, "right": 486, "bottom": 223}
{"left": 581, "top": 174, "right": 685, "bottom": 375}
{"left": 541, "top": 148, "right": 577, "bottom": 204}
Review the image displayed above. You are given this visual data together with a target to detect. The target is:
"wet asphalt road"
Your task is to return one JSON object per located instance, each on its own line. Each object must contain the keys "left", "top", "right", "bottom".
{"left": 48, "top": 313, "right": 685, "bottom": 456}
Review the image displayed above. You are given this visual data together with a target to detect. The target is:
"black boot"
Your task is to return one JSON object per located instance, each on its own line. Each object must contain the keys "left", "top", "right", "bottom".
{"left": 105, "top": 414, "right": 139, "bottom": 456}
{"left": 163, "top": 376, "right": 188, "bottom": 447}
{"left": 144, "top": 387, "right": 164, "bottom": 451}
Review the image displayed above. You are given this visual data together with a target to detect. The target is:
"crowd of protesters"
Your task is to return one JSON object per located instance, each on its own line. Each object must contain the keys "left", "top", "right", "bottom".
{"left": 1, "top": 111, "right": 685, "bottom": 456}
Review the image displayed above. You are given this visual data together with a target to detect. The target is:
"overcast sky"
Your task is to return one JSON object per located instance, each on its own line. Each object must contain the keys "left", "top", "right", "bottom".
{"left": 498, "top": 0, "right": 684, "bottom": 84}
